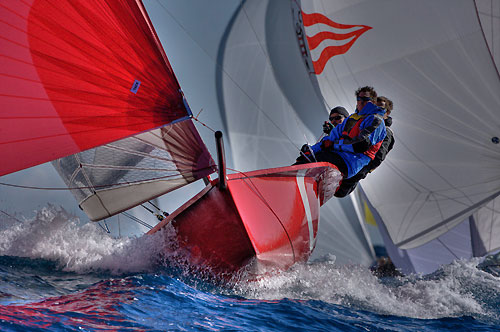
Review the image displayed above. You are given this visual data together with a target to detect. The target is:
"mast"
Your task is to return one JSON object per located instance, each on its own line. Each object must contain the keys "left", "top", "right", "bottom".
{"left": 215, "top": 131, "right": 227, "bottom": 189}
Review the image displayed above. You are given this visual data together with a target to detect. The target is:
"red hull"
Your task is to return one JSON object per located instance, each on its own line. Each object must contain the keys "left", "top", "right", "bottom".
{"left": 147, "top": 162, "right": 341, "bottom": 276}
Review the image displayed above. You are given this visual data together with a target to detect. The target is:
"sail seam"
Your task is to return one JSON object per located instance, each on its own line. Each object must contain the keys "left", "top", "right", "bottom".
{"left": 396, "top": 190, "right": 500, "bottom": 247}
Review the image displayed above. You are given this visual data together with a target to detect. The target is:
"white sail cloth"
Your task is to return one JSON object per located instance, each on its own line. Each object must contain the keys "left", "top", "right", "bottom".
{"left": 216, "top": 0, "right": 375, "bottom": 266}
{"left": 299, "top": 0, "right": 500, "bottom": 250}
{"left": 371, "top": 192, "right": 500, "bottom": 275}
{"left": 53, "top": 120, "right": 215, "bottom": 221}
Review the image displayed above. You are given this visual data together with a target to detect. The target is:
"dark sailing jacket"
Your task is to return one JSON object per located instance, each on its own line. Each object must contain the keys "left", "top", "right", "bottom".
{"left": 310, "top": 102, "right": 386, "bottom": 178}
{"left": 366, "top": 116, "right": 395, "bottom": 171}
{"left": 333, "top": 116, "right": 395, "bottom": 198}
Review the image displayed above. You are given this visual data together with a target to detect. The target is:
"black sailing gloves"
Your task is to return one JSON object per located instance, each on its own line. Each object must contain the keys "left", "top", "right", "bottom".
{"left": 323, "top": 121, "right": 333, "bottom": 135}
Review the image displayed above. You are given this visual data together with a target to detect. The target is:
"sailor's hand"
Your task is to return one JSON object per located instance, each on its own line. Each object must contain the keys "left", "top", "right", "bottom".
{"left": 323, "top": 121, "right": 333, "bottom": 135}
{"left": 321, "top": 139, "right": 333, "bottom": 150}
{"left": 295, "top": 144, "right": 312, "bottom": 164}
{"left": 300, "top": 144, "right": 310, "bottom": 154}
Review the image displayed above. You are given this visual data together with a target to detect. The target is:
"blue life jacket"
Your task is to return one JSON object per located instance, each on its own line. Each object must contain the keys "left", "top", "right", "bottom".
{"left": 310, "top": 103, "right": 386, "bottom": 178}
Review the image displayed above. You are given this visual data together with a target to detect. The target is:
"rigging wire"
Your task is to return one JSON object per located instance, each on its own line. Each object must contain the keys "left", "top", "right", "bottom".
{"left": 191, "top": 114, "right": 217, "bottom": 133}
{"left": 121, "top": 211, "right": 154, "bottom": 230}
{"left": 154, "top": 0, "right": 307, "bottom": 153}
{"left": 141, "top": 202, "right": 168, "bottom": 221}
{"left": 0, "top": 209, "right": 23, "bottom": 224}
{"left": 0, "top": 166, "right": 214, "bottom": 191}
{"left": 97, "top": 219, "right": 111, "bottom": 234}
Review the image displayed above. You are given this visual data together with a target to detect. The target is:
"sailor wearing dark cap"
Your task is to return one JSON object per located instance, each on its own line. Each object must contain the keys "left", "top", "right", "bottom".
{"left": 323, "top": 106, "right": 350, "bottom": 135}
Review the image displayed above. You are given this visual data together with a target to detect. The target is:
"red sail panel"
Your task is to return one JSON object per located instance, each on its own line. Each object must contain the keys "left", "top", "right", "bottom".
{"left": 0, "top": 0, "right": 189, "bottom": 176}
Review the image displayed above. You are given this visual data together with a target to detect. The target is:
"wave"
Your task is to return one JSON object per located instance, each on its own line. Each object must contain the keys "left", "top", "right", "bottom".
{"left": 230, "top": 258, "right": 500, "bottom": 322}
{"left": 0, "top": 205, "right": 165, "bottom": 275}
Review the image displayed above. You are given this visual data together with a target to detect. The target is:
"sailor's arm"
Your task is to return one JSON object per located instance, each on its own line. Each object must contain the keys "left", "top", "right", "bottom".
{"left": 310, "top": 121, "right": 343, "bottom": 153}
{"left": 332, "top": 115, "right": 386, "bottom": 153}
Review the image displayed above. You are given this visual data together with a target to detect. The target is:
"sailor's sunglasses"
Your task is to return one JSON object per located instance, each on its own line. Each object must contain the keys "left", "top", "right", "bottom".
{"left": 329, "top": 115, "right": 343, "bottom": 121}
{"left": 357, "top": 96, "right": 371, "bottom": 101}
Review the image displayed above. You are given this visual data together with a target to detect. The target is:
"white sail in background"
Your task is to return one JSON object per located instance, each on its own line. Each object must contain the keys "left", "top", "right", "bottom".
{"left": 216, "top": 0, "right": 375, "bottom": 266}
{"left": 470, "top": 194, "right": 500, "bottom": 257}
{"left": 364, "top": 188, "right": 500, "bottom": 275}
{"left": 476, "top": 0, "right": 500, "bottom": 69}
{"left": 299, "top": 0, "right": 500, "bottom": 255}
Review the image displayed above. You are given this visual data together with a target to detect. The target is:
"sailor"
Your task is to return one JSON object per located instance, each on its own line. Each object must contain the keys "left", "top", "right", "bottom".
{"left": 334, "top": 96, "right": 395, "bottom": 198}
{"left": 322, "top": 106, "right": 350, "bottom": 135}
{"left": 296, "top": 86, "right": 386, "bottom": 182}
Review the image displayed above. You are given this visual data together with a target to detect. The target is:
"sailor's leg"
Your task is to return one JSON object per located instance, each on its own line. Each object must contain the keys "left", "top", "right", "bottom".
{"left": 314, "top": 151, "right": 348, "bottom": 176}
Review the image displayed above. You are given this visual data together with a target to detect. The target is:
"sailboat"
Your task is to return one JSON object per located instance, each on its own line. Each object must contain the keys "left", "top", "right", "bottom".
{"left": 296, "top": 0, "right": 500, "bottom": 274}
{"left": 212, "top": 0, "right": 378, "bottom": 267}
{"left": 0, "top": 0, "right": 343, "bottom": 276}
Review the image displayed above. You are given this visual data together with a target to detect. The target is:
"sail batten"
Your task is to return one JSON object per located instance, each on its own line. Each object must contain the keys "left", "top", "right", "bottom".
{"left": 396, "top": 190, "right": 500, "bottom": 248}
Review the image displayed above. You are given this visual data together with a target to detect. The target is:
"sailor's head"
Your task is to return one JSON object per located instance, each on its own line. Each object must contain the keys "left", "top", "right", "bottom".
{"left": 329, "top": 106, "right": 349, "bottom": 127}
{"left": 355, "top": 86, "right": 377, "bottom": 112}
{"left": 376, "top": 96, "right": 393, "bottom": 119}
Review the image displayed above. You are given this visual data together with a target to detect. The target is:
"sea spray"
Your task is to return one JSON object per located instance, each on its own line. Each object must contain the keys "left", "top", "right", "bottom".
{"left": 0, "top": 205, "right": 165, "bottom": 275}
{"left": 230, "top": 258, "right": 500, "bottom": 322}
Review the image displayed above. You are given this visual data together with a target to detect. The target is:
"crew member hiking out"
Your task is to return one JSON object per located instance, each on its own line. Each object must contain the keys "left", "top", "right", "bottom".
{"left": 295, "top": 86, "right": 386, "bottom": 192}
{"left": 334, "top": 96, "right": 395, "bottom": 197}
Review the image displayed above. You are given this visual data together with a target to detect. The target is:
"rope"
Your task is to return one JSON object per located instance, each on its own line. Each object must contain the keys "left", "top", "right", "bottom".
{"left": 121, "top": 211, "right": 153, "bottom": 230}
{"left": 0, "top": 166, "right": 214, "bottom": 191}
{"left": 191, "top": 113, "right": 217, "bottom": 133}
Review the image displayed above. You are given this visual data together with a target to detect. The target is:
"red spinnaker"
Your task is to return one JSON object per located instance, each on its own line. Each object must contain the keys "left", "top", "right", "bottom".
{"left": 0, "top": 0, "right": 189, "bottom": 176}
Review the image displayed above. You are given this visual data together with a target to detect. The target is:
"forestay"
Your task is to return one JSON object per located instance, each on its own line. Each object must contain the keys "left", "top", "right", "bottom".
{"left": 299, "top": 0, "right": 500, "bottom": 250}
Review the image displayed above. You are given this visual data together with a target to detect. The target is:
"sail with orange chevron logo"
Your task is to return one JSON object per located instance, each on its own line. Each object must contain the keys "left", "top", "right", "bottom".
{"left": 300, "top": 12, "right": 371, "bottom": 75}
{"left": 0, "top": 0, "right": 216, "bottom": 220}
{"left": 298, "top": 0, "right": 500, "bottom": 274}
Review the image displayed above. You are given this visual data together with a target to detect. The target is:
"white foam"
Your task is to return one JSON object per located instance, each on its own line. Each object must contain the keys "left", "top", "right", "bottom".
{"left": 232, "top": 258, "right": 500, "bottom": 320}
{"left": 0, "top": 205, "right": 165, "bottom": 275}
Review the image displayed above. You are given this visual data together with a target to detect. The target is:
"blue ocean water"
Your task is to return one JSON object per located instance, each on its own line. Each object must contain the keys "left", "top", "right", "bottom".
{"left": 1, "top": 207, "right": 499, "bottom": 331}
